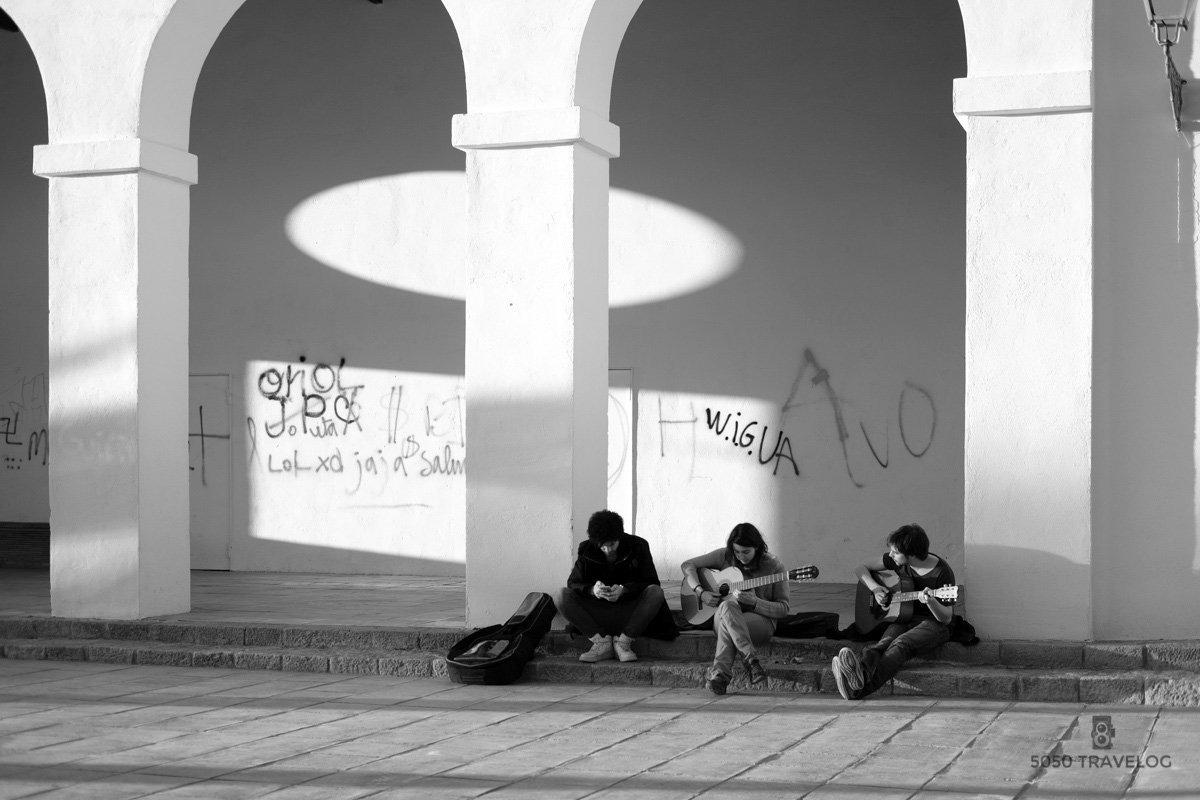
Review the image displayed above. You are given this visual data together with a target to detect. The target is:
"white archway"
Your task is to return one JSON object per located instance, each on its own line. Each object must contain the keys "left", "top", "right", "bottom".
{"left": 4, "top": 0, "right": 244, "bottom": 618}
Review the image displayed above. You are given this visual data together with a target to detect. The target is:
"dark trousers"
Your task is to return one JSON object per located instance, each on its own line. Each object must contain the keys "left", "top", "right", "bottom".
{"left": 859, "top": 617, "right": 950, "bottom": 697}
{"left": 557, "top": 585, "right": 666, "bottom": 638}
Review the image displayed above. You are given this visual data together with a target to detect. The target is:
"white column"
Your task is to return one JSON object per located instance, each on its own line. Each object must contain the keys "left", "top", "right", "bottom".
{"left": 442, "top": 0, "right": 641, "bottom": 624}
{"left": 35, "top": 142, "right": 196, "bottom": 618}
{"left": 9, "top": 0, "right": 244, "bottom": 618}
{"left": 956, "top": 0, "right": 1096, "bottom": 639}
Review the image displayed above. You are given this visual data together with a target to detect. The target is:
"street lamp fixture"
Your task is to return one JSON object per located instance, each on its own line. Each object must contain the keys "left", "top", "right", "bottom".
{"left": 1145, "top": 0, "right": 1198, "bottom": 130}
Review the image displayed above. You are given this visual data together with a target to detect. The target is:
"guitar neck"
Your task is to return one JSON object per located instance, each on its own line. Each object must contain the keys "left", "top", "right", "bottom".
{"left": 890, "top": 589, "right": 954, "bottom": 603}
{"left": 731, "top": 571, "right": 789, "bottom": 591}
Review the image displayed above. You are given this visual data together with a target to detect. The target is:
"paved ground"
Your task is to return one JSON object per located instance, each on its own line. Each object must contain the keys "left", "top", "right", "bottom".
{"left": 1, "top": 659, "right": 1196, "bottom": 800}
{"left": 5, "top": 570, "right": 1197, "bottom": 797}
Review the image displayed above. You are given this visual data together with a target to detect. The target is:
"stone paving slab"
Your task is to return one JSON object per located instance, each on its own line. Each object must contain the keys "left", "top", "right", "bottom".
{"left": 4, "top": 658, "right": 1196, "bottom": 799}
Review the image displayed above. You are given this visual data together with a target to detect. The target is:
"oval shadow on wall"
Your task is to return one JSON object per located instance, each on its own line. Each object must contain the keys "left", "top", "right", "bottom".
{"left": 285, "top": 171, "right": 743, "bottom": 307}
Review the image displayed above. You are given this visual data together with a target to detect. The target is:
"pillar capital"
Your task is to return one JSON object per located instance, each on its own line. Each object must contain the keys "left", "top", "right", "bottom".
{"left": 33, "top": 139, "right": 198, "bottom": 185}
{"left": 452, "top": 106, "right": 620, "bottom": 158}
{"left": 953, "top": 70, "right": 1093, "bottom": 120}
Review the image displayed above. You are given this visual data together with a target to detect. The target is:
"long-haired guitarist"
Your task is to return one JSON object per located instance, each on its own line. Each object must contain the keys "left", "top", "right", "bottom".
{"left": 832, "top": 523, "right": 957, "bottom": 700}
{"left": 681, "top": 522, "right": 791, "bottom": 695}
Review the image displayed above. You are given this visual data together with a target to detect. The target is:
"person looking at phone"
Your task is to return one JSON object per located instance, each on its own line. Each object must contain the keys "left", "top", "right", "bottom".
{"left": 559, "top": 509, "right": 677, "bottom": 662}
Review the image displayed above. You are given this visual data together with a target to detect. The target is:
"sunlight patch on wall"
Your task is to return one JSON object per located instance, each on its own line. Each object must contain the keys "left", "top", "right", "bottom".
{"left": 284, "top": 171, "right": 742, "bottom": 306}
{"left": 242, "top": 359, "right": 466, "bottom": 563}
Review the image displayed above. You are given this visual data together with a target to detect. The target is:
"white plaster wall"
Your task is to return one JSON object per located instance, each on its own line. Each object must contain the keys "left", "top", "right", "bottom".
{"left": 187, "top": 0, "right": 470, "bottom": 575}
{"left": 0, "top": 26, "right": 49, "bottom": 523}
{"left": 0, "top": 0, "right": 967, "bottom": 584}
{"left": 1093, "top": 1, "right": 1200, "bottom": 639}
{"left": 611, "top": 0, "right": 966, "bottom": 583}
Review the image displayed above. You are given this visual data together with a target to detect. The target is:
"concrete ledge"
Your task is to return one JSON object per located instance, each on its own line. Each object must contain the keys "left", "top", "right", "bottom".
{"left": 953, "top": 71, "right": 1092, "bottom": 117}
{"left": 1145, "top": 642, "right": 1200, "bottom": 671}
{"left": 191, "top": 650, "right": 236, "bottom": 669}
{"left": 1079, "top": 673, "right": 1144, "bottom": 704}
{"left": 1018, "top": 672, "right": 1079, "bottom": 703}
{"left": 32, "top": 618, "right": 73, "bottom": 638}
{"left": 234, "top": 651, "right": 282, "bottom": 670}
{"left": 415, "top": 630, "right": 463, "bottom": 651}
{"left": 452, "top": 106, "right": 620, "bottom": 158}
{"left": 893, "top": 668, "right": 958, "bottom": 698}
{"left": 33, "top": 139, "right": 198, "bottom": 185}
{"left": 2, "top": 643, "right": 45, "bottom": 659}
{"left": 958, "top": 669, "right": 1018, "bottom": 699}
{"left": 6, "top": 619, "right": 1200, "bottom": 707}
{"left": 245, "top": 627, "right": 284, "bottom": 647}
{"left": 1144, "top": 672, "right": 1200, "bottom": 706}
{"left": 86, "top": 644, "right": 135, "bottom": 664}
{"left": 1001, "top": 641, "right": 1083, "bottom": 669}
{"left": 283, "top": 628, "right": 374, "bottom": 649}
{"left": 5, "top": 635, "right": 1199, "bottom": 706}
{"left": 136, "top": 647, "right": 192, "bottom": 667}
{"left": 1085, "top": 643, "right": 1145, "bottom": 670}
{"left": 331, "top": 654, "right": 380, "bottom": 674}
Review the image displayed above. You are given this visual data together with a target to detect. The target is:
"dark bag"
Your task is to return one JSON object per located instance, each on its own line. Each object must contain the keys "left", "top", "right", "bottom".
{"left": 948, "top": 615, "right": 980, "bottom": 645}
{"left": 446, "top": 591, "right": 557, "bottom": 684}
{"left": 774, "top": 611, "right": 840, "bottom": 639}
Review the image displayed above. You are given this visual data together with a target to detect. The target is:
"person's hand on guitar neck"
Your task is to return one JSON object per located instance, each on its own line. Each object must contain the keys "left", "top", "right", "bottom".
{"left": 917, "top": 586, "right": 953, "bottom": 624}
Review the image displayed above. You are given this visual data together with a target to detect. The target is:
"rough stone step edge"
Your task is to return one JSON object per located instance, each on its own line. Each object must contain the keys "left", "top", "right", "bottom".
{"left": 3, "top": 618, "right": 1200, "bottom": 672}
{"left": 3, "top": 639, "right": 1199, "bottom": 707}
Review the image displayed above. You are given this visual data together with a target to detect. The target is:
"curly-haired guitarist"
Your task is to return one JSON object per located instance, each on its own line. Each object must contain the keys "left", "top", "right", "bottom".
{"left": 833, "top": 523, "right": 958, "bottom": 700}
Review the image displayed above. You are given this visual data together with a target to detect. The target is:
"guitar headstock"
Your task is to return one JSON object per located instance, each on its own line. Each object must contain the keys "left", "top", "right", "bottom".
{"left": 933, "top": 585, "right": 960, "bottom": 601}
{"left": 788, "top": 565, "right": 819, "bottom": 581}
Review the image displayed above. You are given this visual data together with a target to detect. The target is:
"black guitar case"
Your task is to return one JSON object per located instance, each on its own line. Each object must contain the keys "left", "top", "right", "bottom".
{"left": 446, "top": 591, "right": 557, "bottom": 684}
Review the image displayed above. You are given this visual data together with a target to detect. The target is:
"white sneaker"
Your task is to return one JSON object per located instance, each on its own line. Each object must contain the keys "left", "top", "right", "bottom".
{"left": 614, "top": 634, "right": 638, "bottom": 662}
{"left": 579, "top": 635, "right": 614, "bottom": 662}
{"left": 832, "top": 647, "right": 864, "bottom": 700}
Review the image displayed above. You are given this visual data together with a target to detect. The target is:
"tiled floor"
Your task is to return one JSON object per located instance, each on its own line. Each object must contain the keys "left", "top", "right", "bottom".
{"left": 0, "top": 658, "right": 1192, "bottom": 799}
{"left": 0, "top": 569, "right": 857, "bottom": 629}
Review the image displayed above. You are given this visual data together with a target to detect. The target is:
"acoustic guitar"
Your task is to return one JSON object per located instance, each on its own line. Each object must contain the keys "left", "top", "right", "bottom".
{"left": 680, "top": 564, "right": 819, "bottom": 625}
{"left": 853, "top": 569, "right": 960, "bottom": 636}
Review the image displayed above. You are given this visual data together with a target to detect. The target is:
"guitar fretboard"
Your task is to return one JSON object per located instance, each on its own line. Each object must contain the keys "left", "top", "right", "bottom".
{"left": 730, "top": 571, "right": 789, "bottom": 591}
{"left": 889, "top": 588, "right": 956, "bottom": 603}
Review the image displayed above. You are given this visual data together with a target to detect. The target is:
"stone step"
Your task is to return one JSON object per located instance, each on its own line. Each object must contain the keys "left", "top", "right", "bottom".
{"left": 2, "top": 633, "right": 1200, "bottom": 705}
{"left": 5, "top": 617, "right": 1200, "bottom": 673}
{"left": 525, "top": 656, "right": 1200, "bottom": 706}
{"left": 0, "top": 637, "right": 448, "bottom": 678}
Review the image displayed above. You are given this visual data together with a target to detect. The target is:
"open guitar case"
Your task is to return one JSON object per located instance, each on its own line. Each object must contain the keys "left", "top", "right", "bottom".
{"left": 446, "top": 591, "right": 557, "bottom": 685}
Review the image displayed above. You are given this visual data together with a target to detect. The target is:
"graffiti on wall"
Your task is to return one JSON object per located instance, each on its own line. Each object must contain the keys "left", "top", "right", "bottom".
{"left": 189, "top": 403, "right": 230, "bottom": 487}
{"left": 245, "top": 357, "right": 466, "bottom": 500}
{"left": 703, "top": 407, "right": 799, "bottom": 476}
{"left": 656, "top": 348, "right": 937, "bottom": 488}
{"left": 780, "top": 348, "right": 936, "bottom": 487}
{"left": 1, "top": 373, "right": 48, "bottom": 472}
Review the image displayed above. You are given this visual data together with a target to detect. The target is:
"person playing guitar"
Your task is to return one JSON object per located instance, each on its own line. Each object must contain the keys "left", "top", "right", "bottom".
{"left": 681, "top": 522, "right": 791, "bottom": 695}
{"left": 832, "top": 523, "right": 958, "bottom": 700}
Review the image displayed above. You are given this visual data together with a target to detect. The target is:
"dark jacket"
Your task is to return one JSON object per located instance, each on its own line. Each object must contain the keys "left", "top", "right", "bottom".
{"left": 566, "top": 533, "right": 678, "bottom": 640}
